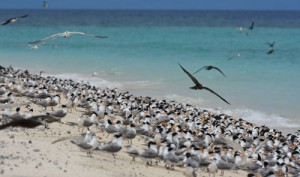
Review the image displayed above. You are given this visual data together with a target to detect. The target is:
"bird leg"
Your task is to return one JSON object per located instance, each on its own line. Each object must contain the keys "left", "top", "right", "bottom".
{"left": 171, "top": 164, "right": 174, "bottom": 170}
{"left": 155, "top": 159, "right": 159, "bottom": 166}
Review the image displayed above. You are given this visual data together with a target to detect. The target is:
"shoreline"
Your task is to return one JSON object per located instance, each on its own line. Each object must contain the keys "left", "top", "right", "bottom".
{"left": 0, "top": 66, "right": 299, "bottom": 177}
{"left": 2, "top": 64, "right": 300, "bottom": 131}
{"left": 48, "top": 70, "right": 300, "bottom": 134}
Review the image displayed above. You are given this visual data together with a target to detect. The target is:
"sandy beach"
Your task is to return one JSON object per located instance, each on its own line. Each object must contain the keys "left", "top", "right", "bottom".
{"left": 0, "top": 97, "right": 249, "bottom": 177}
{"left": 0, "top": 67, "right": 299, "bottom": 177}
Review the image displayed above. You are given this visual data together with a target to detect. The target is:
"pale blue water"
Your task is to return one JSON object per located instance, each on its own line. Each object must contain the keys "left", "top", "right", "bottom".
{"left": 0, "top": 9, "right": 300, "bottom": 130}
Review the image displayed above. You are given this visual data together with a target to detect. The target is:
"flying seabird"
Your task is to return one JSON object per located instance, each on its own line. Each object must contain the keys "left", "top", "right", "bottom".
{"left": 0, "top": 113, "right": 63, "bottom": 130}
{"left": 266, "top": 48, "right": 275, "bottom": 55}
{"left": 237, "top": 21, "right": 255, "bottom": 36}
{"left": 193, "top": 65, "right": 227, "bottom": 77}
{"left": 227, "top": 53, "right": 241, "bottom": 61}
{"left": 28, "top": 31, "right": 108, "bottom": 45}
{"left": 248, "top": 21, "right": 255, "bottom": 30}
{"left": 267, "top": 41, "right": 276, "bottom": 48}
{"left": 0, "top": 117, "right": 43, "bottom": 129}
{"left": 1, "top": 15, "right": 28, "bottom": 25}
{"left": 179, "top": 64, "right": 230, "bottom": 105}
{"left": 42, "top": 1, "right": 48, "bottom": 8}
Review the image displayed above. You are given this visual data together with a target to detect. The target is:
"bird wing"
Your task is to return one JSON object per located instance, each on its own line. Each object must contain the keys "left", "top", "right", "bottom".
{"left": 0, "top": 118, "right": 42, "bottom": 130}
{"left": 17, "top": 15, "right": 29, "bottom": 19}
{"left": 227, "top": 54, "right": 240, "bottom": 61}
{"left": 203, "top": 86, "right": 230, "bottom": 105}
{"left": 178, "top": 63, "right": 201, "bottom": 86}
{"left": 266, "top": 49, "right": 274, "bottom": 55}
{"left": 28, "top": 114, "right": 60, "bottom": 123}
{"left": 248, "top": 21, "right": 254, "bottom": 30}
{"left": 212, "top": 66, "right": 227, "bottom": 77}
{"left": 52, "top": 135, "right": 86, "bottom": 144}
{"left": 267, "top": 41, "right": 275, "bottom": 47}
{"left": 220, "top": 136, "right": 244, "bottom": 152}
{"left": 1, "top": 19, "right": 12, "bottom": 25}
{"left": 0, "top": 102, "right": 31, "bottom": 109}
{"left": 1, "top": 15, "right": 28, "bottom": 25}
{"left": 193, "top": 66, "right": 208, "bottom": 74}
{"left": 28, "top": 33, "right": 64, "bottom": 44}
{"left": 68, "top": 31, "right": 108, "bottom": 38}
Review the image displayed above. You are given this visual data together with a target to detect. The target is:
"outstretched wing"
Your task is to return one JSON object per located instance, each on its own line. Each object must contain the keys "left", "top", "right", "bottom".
{"left": 193, "top": 66, "right": 207, "bottom": 74}
{"left": 178, "top": 63, "right": 201, "bottom": 86}
{"left": 248, "top": 21, "right": 254, "bottom": 30}
{"left": 266, "top": 48, "right": 274, "bottom": 55}
{"left": 212, "top": 66, "right": 227, "bottom": 77}
{"left": 203, "top": 86, "right": 230, "bottom": 105}
{"left": 220, "top": 136, "right": 244, "bottom": 152}
{"left": 1, "top": 19, "right": 12, "bottom": 25}
{"left": 69, "top": 32, "right": 108, "bottom": 38}
{"left": 28, "top": 33, "right": 64, "bottom": 44}
{"left": 267, "top": 41, "right": 275, "bottom": 48}
{"left": 0, "top": 118, "right": 43, "bottom": 130}
{"left": 1, "top": 15, "right": 28, "bottom": 25}
{"left": 17, "top": 14, "right": 29, "bottom": 19}
{"left": 227, "top": 53, "right": 240, "bottom": 61}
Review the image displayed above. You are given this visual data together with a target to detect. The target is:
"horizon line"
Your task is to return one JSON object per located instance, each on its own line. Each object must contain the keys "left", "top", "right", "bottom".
{"left": 1, "top": 8, "right": 300, "bottom": 11}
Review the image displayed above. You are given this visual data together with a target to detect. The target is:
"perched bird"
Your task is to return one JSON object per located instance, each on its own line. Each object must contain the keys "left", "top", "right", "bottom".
{"left": 193, "top": 65, "right": 226, "bottom": 77}
{"left": 47, "top": 105, "right": 68, "bottom": 118}
{"left": 125, "top": 145, "right": 139, "bottom": 162}
{"left": 1, "top": 15, "right": 28, "bottom": 25}
{"left": 183, "top": 164, "right": 197, "bottom": 177}
{"left": 70, "top": 134, "right": 100, "bottom": 157}
{"left": 122, "top": 123, "right": 137, "bottom": 144}
{"left": 179, "top": 64, "right": 230, "bottom": 105}
{"left": 207, "top": 158, "right": 218, "bottom": 177}
{"left": 97, "top": 134, "right": 123, "bottom": 158}
{"left": 138, "top": 141, "right": 158, "bottom": 166}
{"left": 77, "top": 116, "right": 94, "bottom": 131}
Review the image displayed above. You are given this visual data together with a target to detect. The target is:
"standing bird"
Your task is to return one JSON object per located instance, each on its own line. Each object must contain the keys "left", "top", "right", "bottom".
{"left": 97, "top": 134, "right": 123, "bottom": 159}
{"left": 1, "top": 15, "right": 28, "bottom": 25}
{"left": 193, "top": 65, "right": 227, "bottom": 77}
{"left": 183, "top": 164, "right": 197, "bottom": 177}
{"left": 179, "top": 64, "right": 230, "bottom": 105}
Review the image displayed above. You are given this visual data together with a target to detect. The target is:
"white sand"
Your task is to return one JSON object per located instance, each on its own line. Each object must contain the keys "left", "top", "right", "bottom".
{"left": 0, "top": 96, "right": 249, "bottom": 177}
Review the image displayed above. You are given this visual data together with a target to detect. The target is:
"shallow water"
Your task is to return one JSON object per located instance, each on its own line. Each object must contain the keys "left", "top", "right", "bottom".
{"left": 0, "top": 9, "right": 299, "bottom": 131}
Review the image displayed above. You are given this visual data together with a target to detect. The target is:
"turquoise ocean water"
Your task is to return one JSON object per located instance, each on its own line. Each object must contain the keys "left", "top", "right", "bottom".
{"left": 0, "top": 10, "right": 300, "bottom": 131}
